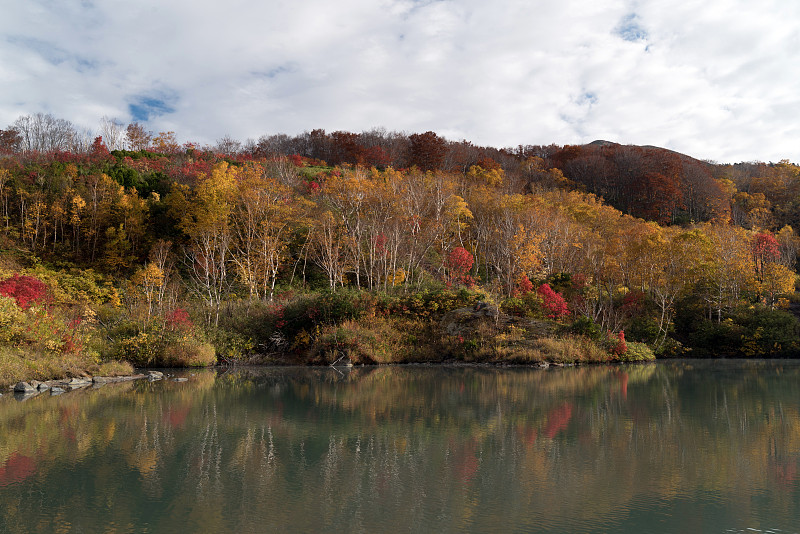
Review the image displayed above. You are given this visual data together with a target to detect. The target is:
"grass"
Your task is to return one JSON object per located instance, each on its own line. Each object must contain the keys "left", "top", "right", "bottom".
{"left": 0, "top": 346, "right": 99, "bottom": 388}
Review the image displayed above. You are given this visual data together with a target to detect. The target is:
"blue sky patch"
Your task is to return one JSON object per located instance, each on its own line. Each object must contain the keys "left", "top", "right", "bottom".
{"left": 580, "top": 92, "right": 598, "bottom": 106}
{"left": 8, "top": 36, "right": 69, "bottom": 65}
{"left": 127, "top": 92, "right": 177, "bottom": 122}
{"left": 615, "top": 13, "right": 648, "bottom": 42}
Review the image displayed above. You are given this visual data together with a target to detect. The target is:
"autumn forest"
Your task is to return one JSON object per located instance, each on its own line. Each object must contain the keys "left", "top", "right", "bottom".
{"left": 0, "top": 113, "right": 799, "bottom": 384}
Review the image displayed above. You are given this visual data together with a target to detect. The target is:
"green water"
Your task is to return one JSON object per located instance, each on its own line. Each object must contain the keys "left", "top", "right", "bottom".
{"left": 2, "top": 361, "right": 800, "bottom": 533}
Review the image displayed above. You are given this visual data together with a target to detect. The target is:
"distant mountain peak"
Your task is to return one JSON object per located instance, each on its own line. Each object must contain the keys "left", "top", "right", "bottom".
{"left": 586, "top": 140, "right": 620, "bottom": 147}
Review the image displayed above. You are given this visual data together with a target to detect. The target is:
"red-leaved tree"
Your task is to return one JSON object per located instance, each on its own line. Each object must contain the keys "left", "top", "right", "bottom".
{"left": 445, "top": 247, "right": 474, "bottom": 287}
{"left": 537, "top": 283, "right": 569, "bottom": 319}
{"left": 515, "top": 275, "right": 534, "bottom": 296}
{"left": 166, "top": 307, "right": 193, "bottom": 331}
{"left": 752, "top": 232, "right": 780, "bottom": 281}
{"left": 0, "top": 274, "right": 48, "bottom": 309}
{"left": 612, "top": 330, "right": 627, "bottom": 356}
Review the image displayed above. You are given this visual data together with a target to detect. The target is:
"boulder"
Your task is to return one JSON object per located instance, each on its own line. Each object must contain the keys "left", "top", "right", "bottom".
{"left": 147, "top": 371, "right": 164, "bottom": 380}
{"left": 14, "top": 382, "right": 36, "bottom": 393}
{"left": 173, "top": 377, "right": 188, "bottom": 382}
{"left": 473, "top": 301, "right": 500, "bottom": 318}
{"left": 66, "top": 377, "right": 92, "bottom": 387}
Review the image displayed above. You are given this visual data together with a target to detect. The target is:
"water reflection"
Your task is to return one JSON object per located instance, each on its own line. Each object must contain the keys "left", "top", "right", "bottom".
{"left": 1, "top": 361, "right": 800, "bottom": 532}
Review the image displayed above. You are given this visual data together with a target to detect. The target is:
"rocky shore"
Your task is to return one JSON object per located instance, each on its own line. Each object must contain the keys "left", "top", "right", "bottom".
{"left": 2, "top": 371, "right": 192, "bottom": 399}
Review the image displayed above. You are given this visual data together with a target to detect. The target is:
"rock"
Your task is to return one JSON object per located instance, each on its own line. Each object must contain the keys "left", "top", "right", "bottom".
{"left": 173, "top": 377, "right": 188, "bottom": 382}
{"left": 147, "top": 371, "right": 164, "bottom": 380}
{"left": 535, "top": 361, "right": 550, "bottom": 369}
{"left": 37, "top": 383, "right": 51, "bottom": 391}
{"left": 473, "top": 301, "right": 500, "bottom": 318}
{"left": 66, "top": 377, "right": 92, "bottom": 387}
{"left": 90, "top": 374, "right": 147, "bottom": 385}
{"left": 50, "top": 387, "right": 65, "bottom": 395}
{"left": 14, "top": 382, "right": 36, "bottom": 393}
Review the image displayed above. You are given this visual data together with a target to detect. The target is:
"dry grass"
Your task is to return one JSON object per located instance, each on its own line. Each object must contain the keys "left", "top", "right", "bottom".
{"left": 0, "top": 347, "right": 102, "bottom": 387}
{"left": 87, "top": 360, "right": 135, "bottom": 376}
{"left": 162, "top": 339, "right": 217, "bottom": 367}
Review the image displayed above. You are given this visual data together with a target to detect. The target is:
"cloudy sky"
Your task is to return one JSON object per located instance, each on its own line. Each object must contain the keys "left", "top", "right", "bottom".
{"left": 2, "top": 0, "right": 799, "bottom": 162}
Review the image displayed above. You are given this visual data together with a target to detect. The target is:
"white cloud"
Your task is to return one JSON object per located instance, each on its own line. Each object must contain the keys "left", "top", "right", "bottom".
{"left": 1, "top": 0, "right": 799, "bottom": 162}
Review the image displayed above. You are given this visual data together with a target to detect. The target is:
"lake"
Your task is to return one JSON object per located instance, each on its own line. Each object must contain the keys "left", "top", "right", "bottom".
{"left": 1, "top": 361, "right": 800, "bottom": 533}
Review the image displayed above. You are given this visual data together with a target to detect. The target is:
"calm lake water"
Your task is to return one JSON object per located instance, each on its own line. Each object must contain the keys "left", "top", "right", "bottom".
{"left": 2, "top": 361, "right": 800, "bottom": 533}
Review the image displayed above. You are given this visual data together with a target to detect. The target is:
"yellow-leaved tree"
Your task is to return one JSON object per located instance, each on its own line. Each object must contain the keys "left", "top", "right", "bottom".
{"left": 170, "top": 161, "right": 237, "bottom": 325}
{"left": 232, "top": 162, "right": 312, "bottom": 300}
{"left": 131, "top": 263, "right": 165, "bottom": 321}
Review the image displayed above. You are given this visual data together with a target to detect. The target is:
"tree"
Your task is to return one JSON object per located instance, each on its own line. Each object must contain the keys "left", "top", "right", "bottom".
{"left": 126, "top": 123, "right": 152, "bottom": 151}
{"left": 231, "top": 163, "right": 309, "bottom": 300}
{"left": 214, "top": 135, "right": 242, "bottom": 155}
{"left": 445, "top": 247, "right": 474, "bottom": 287}
{"left": 475, "top": 194, "right": 542, "bottom": 295}
{"left": 98, "top": 116, "right": 126, "bottom": 151}
{"left": 700, "top": 224, "right": 756, "bottom": 321}
{"left": 631, "top": 226, "right": 704, "bottom": 348}
{"left": 760, "top": 263, "right": 796, "bottom": 309}
{"left": 172, "top": 162, "right": 238, "bottom": 325}
{"left": 152, "top": 131, "right": 180, "bottom": 154}
{"left": 148, "top": 239, "right": 177, "bottom": 316}
{"left": 310, "top": 211, "right": 352, "bottom": 291}
{"left": 538, "top": 283, "right": 569, "bottom": 319}
{"left": 131, "top": 263, "right": 164, "bottom": 320}
{"left": 776, "top": 225, "right": 799, "bottom": 269}
{"left": 102, "top": 224, "right": 134, "bottom": 274}
{"left": 83, "top": 173, "right": 124, "bottom": 261}
{"left": 752, "top": 232, "right": 780, "bottom": 283}
{"left": 0, "top": 127, "right": 21, "bottom": 154}
{"left": 0, "top": 168, "right": 11, "bottom": 228}
{"left": 13, "top": 113, "right": 76, "bottom": 153}
{"left": 408, "top": 131, "right": 446, "bottom": 171}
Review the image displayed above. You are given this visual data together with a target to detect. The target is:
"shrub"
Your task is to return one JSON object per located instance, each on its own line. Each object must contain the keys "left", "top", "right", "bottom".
{"left": 619, "top": 342, "right": 655, "bottom": 362}
{"left": 537, "top": 284, "right": 569, "bottom": 320}
{"left": 204, "top": 326, "right": 254, "bottom": 362}
{"left": 514, "top": 275, "right": 534, "bottom": 296}
{"left": 675, "top": 301, "right": 800, "bottom": 357}
{"left": 0, "top": 295, "right": 24, "bottom": 342}
{"left": 502, "top": 290, "right": 542, "bottom": 317}
{"left": 627, "top": 315, "right": 661, "bottom": 344}
{"left": 0, "top": 274, "right": 47, "bottom": 308}
{"left": 162, "top": 339, "right": 216, "bottom": 367}
{"left": 108, "top": 307, "right": 217, "bottom": 367}
{"left": 612, "top": 330, "right": 627, "bottom": 356}
{"left": 112, "top": 330, "right": 163, "bottom": 366}
{"left": 571, "top": 316, "right": 602, "bottom": 340}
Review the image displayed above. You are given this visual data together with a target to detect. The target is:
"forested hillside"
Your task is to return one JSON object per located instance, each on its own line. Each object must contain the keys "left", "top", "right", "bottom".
{"left": 0, "top": 114, "right": 799, "bottom": 384}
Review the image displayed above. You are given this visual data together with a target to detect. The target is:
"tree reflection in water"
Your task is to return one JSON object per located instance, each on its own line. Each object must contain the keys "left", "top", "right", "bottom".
{"left": 1, "top": 361, "right": 800, "bottom": 532}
